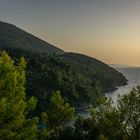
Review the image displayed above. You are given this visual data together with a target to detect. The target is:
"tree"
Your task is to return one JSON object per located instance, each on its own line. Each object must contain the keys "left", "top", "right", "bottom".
{"left": 88, "top": 87, "right": 140, "bottom": 140}
{"left": 47, "top": 91, "right": 75, "bottom": 129}
{"left": 0, "top": 52, "right": 38, "bottom": 140}
{"left": 117, "top": 86, "right": 140, "bottom": 140}
{"left": 89, "top": 96, "right": 125, "bottom": 140}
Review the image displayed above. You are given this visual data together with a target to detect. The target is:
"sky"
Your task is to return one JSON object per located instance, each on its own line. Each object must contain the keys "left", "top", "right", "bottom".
{"left": 1, "top": 0, "right": 140, "bottom": 66}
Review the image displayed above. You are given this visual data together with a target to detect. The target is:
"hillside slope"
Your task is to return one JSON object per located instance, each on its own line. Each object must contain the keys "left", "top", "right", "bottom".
{"left": 60, "top": 53, "right": 127, "bottom": 91}
{"left": 0, "top": 21, "right": 64, "bottom": 54}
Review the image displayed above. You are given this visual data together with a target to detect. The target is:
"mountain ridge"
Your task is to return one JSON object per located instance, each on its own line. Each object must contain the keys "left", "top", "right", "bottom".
{"left": 0, "top": 21, "right": 64, "bottom": 54}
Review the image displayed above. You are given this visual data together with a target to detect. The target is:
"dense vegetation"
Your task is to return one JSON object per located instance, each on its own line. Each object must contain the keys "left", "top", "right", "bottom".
{"left": 0, "top": 21, "right": 127, "bottom": 114}
{"left": 0, "top": 52, "right": 75, "bottom": 140}
{"left": 0, "top": 52, "right": 139, "bottom": 140}
{"left": 0, "top": 47, "right": 127, "bottom": 114}
{"left": 57, "top": 88, "right": 140, "bottom": 140}
{"left": 0, "top": 52, "right": 39, "bottom": 139}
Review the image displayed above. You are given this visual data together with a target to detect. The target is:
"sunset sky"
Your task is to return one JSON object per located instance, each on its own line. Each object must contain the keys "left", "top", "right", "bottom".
{"left": 1, "top": 0, "right": 140, "bottom": 66}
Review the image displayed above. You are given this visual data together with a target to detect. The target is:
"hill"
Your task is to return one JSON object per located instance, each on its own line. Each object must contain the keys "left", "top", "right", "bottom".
{"left": 0, "top": 21, "right": 127, "bottom": 113}
{"left": 61, "top": 53, "right": 127, "bottom": 91}
{"left": 0, "top": 21, "right": 64, "bottom": 54}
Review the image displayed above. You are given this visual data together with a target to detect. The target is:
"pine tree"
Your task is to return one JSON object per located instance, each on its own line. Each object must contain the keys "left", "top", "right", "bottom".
{"left": 117, "top": 86, "right": 140, "bottom": 140}
{"left": 0, "top": 52, "right": 39, "bottom": 140}
{"left": 47, "top": 91, "right": 75, "bottom": 129}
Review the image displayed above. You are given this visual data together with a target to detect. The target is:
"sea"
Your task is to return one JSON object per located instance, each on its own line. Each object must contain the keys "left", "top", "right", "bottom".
{"left": 105, "top": 66, "right": 140, "bottom": 104}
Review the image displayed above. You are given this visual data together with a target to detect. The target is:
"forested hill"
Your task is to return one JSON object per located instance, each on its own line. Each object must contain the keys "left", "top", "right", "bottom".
{"left": 0, "top": 21, "right": 127, "bottom": 112}
{"left": 0, "top": 21, "right": 64, "bottom": 54}
{"left": 61, "top": 52, "right": 127, "bottom": 91}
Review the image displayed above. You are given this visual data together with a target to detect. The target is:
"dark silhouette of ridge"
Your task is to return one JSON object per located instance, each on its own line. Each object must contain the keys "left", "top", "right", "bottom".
{"left": 0, "top": 21, "right": 64, "bottom": 54}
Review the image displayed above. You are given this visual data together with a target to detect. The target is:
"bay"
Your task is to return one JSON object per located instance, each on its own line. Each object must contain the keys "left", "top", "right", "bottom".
{"left": 105, "top": 66, "right": 140, "bottom": 104}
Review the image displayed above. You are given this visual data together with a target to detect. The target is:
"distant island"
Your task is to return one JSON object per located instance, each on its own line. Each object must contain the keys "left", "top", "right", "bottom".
{"left": 109, "top": 64, "right": 140, "bottom": 68}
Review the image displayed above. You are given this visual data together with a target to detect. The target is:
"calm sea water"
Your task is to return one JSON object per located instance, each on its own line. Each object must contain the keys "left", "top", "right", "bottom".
{"left": 105, "top": 67, "right": 140, "bottom": 104}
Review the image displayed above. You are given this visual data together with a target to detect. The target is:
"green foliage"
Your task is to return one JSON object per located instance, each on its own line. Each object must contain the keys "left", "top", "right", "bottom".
{"left": 57, "top": 87, "right": 140, "bottom": 140}
{"left": 38, "top": 92, "right": 75, "bottom": 140}
{"left": 41, "top": 112, "right": 48, "bottom": 125}
{"left": 117, "top": 86, "right": 140, "bottom": 140}
{"left": 47, "top": 91, "right": 75, "bottom": 128}
{"left": 0, "top": 51, "right": 139, "bottom": 140}
{"left": 0, "top": 47, "right": 127, "bottom": 116}
{"left": 90, "top": 97, "right": 124, "bottom": 139}
{"left": 58, "top": 126, "right": 75, "bottom": 140}
{"left": 0, "top": 52, "right": 38, "bottom": 140}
